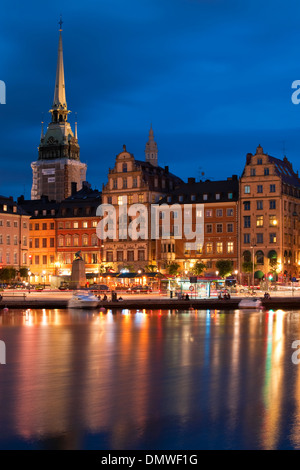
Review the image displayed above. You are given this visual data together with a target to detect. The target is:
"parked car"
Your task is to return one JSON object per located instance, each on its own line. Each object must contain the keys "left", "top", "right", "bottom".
{"left": 127, "top": 285, "right": 152, "bottom": 293}
{"left": 89, "top": 284, "right": 110, "bottom": 292}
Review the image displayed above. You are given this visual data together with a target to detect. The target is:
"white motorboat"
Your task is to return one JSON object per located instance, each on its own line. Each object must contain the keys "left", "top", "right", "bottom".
{"left": 68, "top": 291, "right": 100, "bottom": 309}
{"left": 238, "top": 298, "right": 263, "bottom": 309}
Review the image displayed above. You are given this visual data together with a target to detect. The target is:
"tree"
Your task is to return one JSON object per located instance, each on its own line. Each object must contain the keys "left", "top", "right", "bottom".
{"left": 167, "top": 262, "right": 180, "bottom": 276}
{"left": 215, "top": 260, "right": 233, "bottom": 279}
{"left": 19, "top": 267, "right": 29, "bottom": 279}
{"left": 268, "top": 258, "right": 279, "bottom": 281}
{"left": 145, "top": 264, "right": 158, "bottom": 273}
{"left": 0, "top": 267, "right": 17, "bottom": 283}
{"left": 191, "top": 261, "right": 206, "bottom": 276}
{"left": 242, "top": 261, "right": 254, "bottom": 286}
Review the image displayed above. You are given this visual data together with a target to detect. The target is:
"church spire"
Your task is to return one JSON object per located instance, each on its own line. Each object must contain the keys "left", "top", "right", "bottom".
{"left": 50, "top": 17, "right": 69, "bottom": 123}
{"left": 145, "top": 124, "right": 158, "bottom": 167}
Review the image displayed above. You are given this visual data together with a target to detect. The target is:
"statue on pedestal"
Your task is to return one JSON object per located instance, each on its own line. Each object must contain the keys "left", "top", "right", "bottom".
{"left": 70, "top": 251, "right": 86, "bottom": 289}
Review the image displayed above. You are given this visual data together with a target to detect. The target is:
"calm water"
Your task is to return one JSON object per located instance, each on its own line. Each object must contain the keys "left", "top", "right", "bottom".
{"left": 1, "top": 307, "right": 300, "bottom": 450}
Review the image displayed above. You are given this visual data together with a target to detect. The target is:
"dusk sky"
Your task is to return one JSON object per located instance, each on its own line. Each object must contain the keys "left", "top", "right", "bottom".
{"left": 1, "top": 0, "right": 300, "bottom": 199}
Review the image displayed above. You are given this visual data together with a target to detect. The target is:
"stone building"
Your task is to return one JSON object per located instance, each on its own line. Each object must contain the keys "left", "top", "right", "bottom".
{"left": 31, "top": 24, "right": 86, "bottom": 202}
{"left": 157, "top": 176, "right": 239, "bottom": 276}
{"left": 101, "top": 128, "right": 183, "bottom": 271}
{"left": 239, "top": 145, "right": 300, "bottom": 283}
{"left": 0, "top": 196, "right": 30, "bottom": 270}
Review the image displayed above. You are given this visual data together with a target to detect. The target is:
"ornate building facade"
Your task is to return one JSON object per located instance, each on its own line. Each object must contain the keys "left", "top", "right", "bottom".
{"left": 100, "top": 129, "right": 183, "bottom": 271}
{"left": 239, "top": 145, "right": 300, "bottom": 283}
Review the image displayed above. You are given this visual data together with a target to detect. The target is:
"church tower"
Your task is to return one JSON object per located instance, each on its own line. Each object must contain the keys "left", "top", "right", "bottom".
{"left": 145, "top": 124, "right": 158, "bottom": 167}
{"left": 31, "top": 19, "right": 87, "bottom": 202}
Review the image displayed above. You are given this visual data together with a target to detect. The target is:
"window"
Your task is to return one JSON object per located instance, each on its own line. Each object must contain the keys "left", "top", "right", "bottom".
{"left": 91, "top": 234, "right": 98, "bottom": 246}
{"left": 13, "top": 221, "right": 17, "bottom": 227}
{"left": 123, "top": 178, "right": 127, "bottom": 189}
{"left": 107, "top": 196, "right": 112, "bottom": 205}
{"left": 133, "top": 177, "right": 137, "bottom": 188}
{"left": 227, "top": 242, "right": 234, "bottom": 253}
{"left": 113, "top": 179, "right": 117, "bottom": 189}
{"left": 264, "top": 168, "right": 269, "bottom": 176}
{"left": 203, "top": 194, "right": 208, "bottom": 200}
{"left": 244, "top": 185, "right": 250, "bottom": 194}
{"left": 65, "top": 222, "right": 71, "bottom": 229}
{"left": 216, "top": 209, "right": 223, "bottom": 217}
{"left": 270, "top": 184, "right": 276, "bottom": 193}
{"left": 83, "top": 235, "right": 89, "bottom": 246}
{"left": 215, "top": 193, "right": 220, "bottom": 200}
{"left": 257, "top": 233, "right": 263, "bottom": 244}
{"left": 34, "top": 238, "right": 39, "bottom": 248}
{"left": 250, "top": 168, "right": 256, "bottom": 176}
{"left": 244, "top": 234, "right": 250, "bottom": 244}
{"left": 73, "top": 236, "right": 79, "bottom": 247}
{"left": 23, "top": 236, "right": 27, "bottom": 246}
{"left": 227, "top": 223, "right": 233, "bottom": 233}
{"left": 92, "top": 220, "right": 97, "bottom": 227}
{"left": 92, "top": 254, "right": 98, "bottom": 264}
{"left": 127, "top": 250, "right": 134, "bottom": 261}
{"left": 42, "top": 223, "right": 47, "bottom": 230}
{"left": 244, "top": 216, "right": 251, "bottom": 228}
{"left": 66, "top": 236, "right": 71, "bottom": 247}
{"left": 256, "top": 215, "right": 263, "bottom": 227}
{"left": 184, "top": 243, "right": 191, "bottom": 255}
{"left": 256, "top": 251, "right": 264, "bottom": 264}
{"left": 269, "top": 200, "right": 276, "bottom": 210}
{"left": 122, "top": 163, "right": 127, "bottom": 173}
{"left": 270, "top": 233, "right": 277, "bottom": 243}
{"left": 206, "top": 209, "right": 212, "bottom": 217}
{"left": 206, "top": 242, "right": 213, "bottom": 254}
{"left": 35, "top": 255, "right": 39, "bottom": 265}
{"left": 3, "top": 205, "right": 7, "bottom": 211}
{"left": 227, "top": 208, "right": 234, "bottom": 217}
{"left": 13, "top": 253, "right": 17, "bottom": 264}
{"left": 117, "top": 251, "right": 124, "bottom": 261}
{"left": 228, "top": 192, "right": 233, "bottom": 199}
{"left": 191, "top": 195, "right": 196, "bottom": 201}
{"left": 257, "top": 185, "right": 263, "bottom": 193}
{"left": 206, "top": 224, "right": 212, "bottom": 233}
{"left": 216, "top": 242, "right": 223, "bottom": 254}
{"left": 269, "top": 215, "right": 277, "bottom": 227}
{"left": 50, "top": 238, "right": 54, "bottom": 247}
{"left": 128, "top": 195, "right": 133, "bottom": 205}
{"left": 42, "top": 255, "right": 47, "bottom": 265}
{"left": 216, "top": 224, "right": 223, "bottom": 233}
{"left": 118, "top": 196, "right": 123, "bottom": 206}
{"left": 42, "top": 238, "right": 47, "bottom": 248}
{"left": 73, "top": 222, "right": 78, "bottom": 229}
{"left": 83, "top": 221, "right": 88, "bottom": 228}
{"left": 138, "top": 194, "right": 144, "bottom": 203}
{"left": 35, "top": 223, "right": 39, "bottom": 230}
{"left": 50, "top": 223, "right": 54, "bottom": 230}
{"left": 257, "top": 158, "right": 262, "bottom": 165}
{"left": 196, "top": 243, "right": 203, "bottom": 254}
{"left": 244, "top": 201, "right": 250, "bottom": 211}
{"left": 257, "top": 201, "right": 263, "bottom": 210}
{"left": 138, "top": 250, "right": 145, "bottom": 261}
{"left": 14, "top": 235, "right": 18, "bottom": 245}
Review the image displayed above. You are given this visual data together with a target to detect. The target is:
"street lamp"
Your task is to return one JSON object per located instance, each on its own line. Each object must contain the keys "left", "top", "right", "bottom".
{"left": 42, "top": 270, "right": 46, "bottom": 289}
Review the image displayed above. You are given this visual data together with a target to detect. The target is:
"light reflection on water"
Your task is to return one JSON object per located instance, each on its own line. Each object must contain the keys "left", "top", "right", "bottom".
{"left": 1, "top": 308, "right": 300, "bottom": 449}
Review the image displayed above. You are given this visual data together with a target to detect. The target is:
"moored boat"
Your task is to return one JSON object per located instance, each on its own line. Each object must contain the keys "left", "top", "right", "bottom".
{"left": 68, "top": 291, "right": 100, "bottom": 309}
{"left": 238, "top": 298, "right": 263, "bottom": 309}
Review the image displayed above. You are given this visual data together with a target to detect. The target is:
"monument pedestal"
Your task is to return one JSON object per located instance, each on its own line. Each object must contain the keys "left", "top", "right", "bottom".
{"left": 70, "top": 258, "right": 86, "bottom": 289}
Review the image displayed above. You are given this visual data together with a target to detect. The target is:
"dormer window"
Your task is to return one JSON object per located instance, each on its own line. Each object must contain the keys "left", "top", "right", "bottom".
{"left": 178, "top": 195, "right": 184, "bottom": 202}
{"left": 122, "top": 163, "right": 127, "bottom": 173}
{"left": 203, "top": 194, "right": 208, "bottom": 200}
{"left": 191, "top": 195, "right": 196, "bottom": 201}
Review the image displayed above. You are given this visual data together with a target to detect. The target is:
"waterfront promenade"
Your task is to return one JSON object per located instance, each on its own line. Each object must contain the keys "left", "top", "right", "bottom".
{"left": 1, "top": 289, "right": 300, "bottom": 310}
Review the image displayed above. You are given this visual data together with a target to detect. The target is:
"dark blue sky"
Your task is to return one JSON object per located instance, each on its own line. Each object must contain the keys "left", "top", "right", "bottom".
{"left": 1, "top": 0, "right": 300, "bottom": 199}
